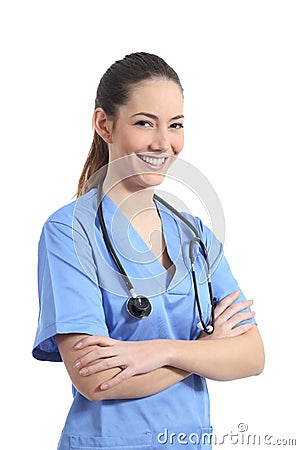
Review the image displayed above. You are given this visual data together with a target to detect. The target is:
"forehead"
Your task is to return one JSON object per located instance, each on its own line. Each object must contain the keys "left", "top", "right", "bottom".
{"left": 121, "top": 78, "right": 184, "bottom": 115}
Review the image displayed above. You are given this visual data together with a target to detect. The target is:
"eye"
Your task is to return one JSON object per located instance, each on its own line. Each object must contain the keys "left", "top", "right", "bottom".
{"left": 170, "top": 123, "right": 184, "bottom": 129}
{"left": 134, "top": 120, "right": 152, "bottom": 128}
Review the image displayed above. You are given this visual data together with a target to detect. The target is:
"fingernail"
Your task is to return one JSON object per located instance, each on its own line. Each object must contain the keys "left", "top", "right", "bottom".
{"left": 100, "top": 383, "right": 108, "bottom": 390}
{"left": 73, "top": 360, "right": 81, "bottom": 369}
{"left": 80, "top": 368, "right": 89, "bottom": 376}
{"left": 74, "top": 341, "right": 83, "bottom": 349}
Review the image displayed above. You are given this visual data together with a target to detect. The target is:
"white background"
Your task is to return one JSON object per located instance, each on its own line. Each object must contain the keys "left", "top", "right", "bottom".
{"left": 1, "top": 1, "right": 299, "bottom": 448}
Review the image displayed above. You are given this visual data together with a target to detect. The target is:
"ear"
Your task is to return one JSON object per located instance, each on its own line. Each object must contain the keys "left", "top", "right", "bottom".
{"left": 93, "top": 108, "right": 113, "bottom": 144}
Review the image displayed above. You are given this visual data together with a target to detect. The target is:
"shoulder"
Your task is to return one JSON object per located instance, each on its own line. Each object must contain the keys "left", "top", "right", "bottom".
{"left": 39, "top": 189, "right": 99, "bottom": 248}
{"left": 176, "top": 210, "right": 214, "bottom": 246}
{"left": 43, "top": 189, "right": 98, "bottom": 229}
{"left": 156, "top": 196, "right": 219, "bottom": 248}
{"left": 178, "top": 211, "right": 224, "bottom": 268}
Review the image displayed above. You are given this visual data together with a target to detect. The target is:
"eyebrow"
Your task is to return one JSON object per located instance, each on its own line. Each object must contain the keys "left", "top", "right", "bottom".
{"left": 130, "top": 112, "right": 184, "bottom": 121}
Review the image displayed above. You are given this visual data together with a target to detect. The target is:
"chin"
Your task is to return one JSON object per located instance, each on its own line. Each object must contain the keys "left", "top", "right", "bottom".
{"left": 136, "top": 172, "right": 166, "bottom": 188}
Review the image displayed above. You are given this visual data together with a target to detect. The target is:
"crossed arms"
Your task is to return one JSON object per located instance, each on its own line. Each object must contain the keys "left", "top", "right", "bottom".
{"left": 56, "top": 292, "right": 264, "bottom": 402}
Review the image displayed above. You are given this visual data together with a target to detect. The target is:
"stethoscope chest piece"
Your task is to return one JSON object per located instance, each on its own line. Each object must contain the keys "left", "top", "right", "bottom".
{"left": 126, "top": 295, "right": 152, "bottom": 319}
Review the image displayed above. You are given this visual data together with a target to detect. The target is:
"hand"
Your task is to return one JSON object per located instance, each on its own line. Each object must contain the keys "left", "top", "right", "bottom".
{"left": 73, "top": 335, "right": 169, "bottom": 390}
{"left": 199, "top": 291, "right": 256, "bottom": 340}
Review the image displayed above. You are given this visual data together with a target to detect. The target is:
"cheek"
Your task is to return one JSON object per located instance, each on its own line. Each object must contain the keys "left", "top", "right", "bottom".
{"left": 174, "top": 132, "right": 184, "bottom": 153}
{"left": 116, "top": 130, "right": 146, "bottom": 155}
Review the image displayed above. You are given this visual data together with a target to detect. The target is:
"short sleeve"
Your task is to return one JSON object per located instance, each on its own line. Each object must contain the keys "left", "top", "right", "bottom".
{"left": 32, "top": 219, "right": 109, "bottom": 362}
{"left": 197, "top": 219, "right": 256, "bottom": 326}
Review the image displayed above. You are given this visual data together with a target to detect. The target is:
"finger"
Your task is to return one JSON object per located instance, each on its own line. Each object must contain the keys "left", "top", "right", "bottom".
{"left": 74, "top": 347, "right": 119, "bottom": 369}
{"left": 226, "top": 311, "right": 256, "bottom": 329}
{"left": 227, "top": 321, "right": 255, "bottom": 338}
{"left": 208, "top": 321, "right": 255, "bottom": 340}
{"left": 216, "top": 299, "right": 253, "bottom": 323}
{"left": 74, "top": 334, "right": 115, "bottom": 350}
{"left": 214, "top": 291, "right": 240, "bottom": 319}
{"left": 79, "top": 356, "right": 123, "bottom": 376}
{"left": 100, "top": 367, "right": 135, "bottom": 391}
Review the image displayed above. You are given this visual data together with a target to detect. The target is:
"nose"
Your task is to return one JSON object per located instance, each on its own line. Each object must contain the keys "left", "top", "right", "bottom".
{"left": 150, "top": 129, "right": 172, "bottom": 153}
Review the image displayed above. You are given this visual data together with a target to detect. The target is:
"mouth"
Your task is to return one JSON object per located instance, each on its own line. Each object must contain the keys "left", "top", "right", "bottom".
{"left": 136, "top": 154, "right": 168, "bottom": 170}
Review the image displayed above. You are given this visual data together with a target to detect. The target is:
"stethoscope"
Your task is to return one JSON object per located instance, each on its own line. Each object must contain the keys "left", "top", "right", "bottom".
{"left": 98, "top": 194, "right": 216, "bottom": 334}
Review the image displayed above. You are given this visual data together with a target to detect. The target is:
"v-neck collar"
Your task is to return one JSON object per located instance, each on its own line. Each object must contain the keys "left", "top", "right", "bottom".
{"left": 100, "top": 194, "right": 192, "bottom": 296}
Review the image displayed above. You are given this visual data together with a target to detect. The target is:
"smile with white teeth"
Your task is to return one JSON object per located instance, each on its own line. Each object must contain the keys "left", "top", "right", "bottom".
{"left": 137, "top": 154, "right": 167, "bottom": 167}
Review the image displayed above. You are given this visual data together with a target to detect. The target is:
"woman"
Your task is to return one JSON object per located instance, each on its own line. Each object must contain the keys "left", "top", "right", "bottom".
{"left": 33, "top": 52, "right": 264, "bottom": 449}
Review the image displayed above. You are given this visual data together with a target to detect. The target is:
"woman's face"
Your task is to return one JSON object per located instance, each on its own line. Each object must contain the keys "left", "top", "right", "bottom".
{"left": 106, "top": 78, "right": 184, "bottom": 192}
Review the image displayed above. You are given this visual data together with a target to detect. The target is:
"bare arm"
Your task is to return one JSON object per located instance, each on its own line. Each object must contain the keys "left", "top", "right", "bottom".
{"left": 56, "top": 292, "right": 263, "bottom": 399}
{"left": 74, "top": 324, "right": 264, "bottom": 392}
{"left": 168, "top": 325, "right": 264, "bottom": 381}
{"left": 56, "top": 333, "right": 190, "bottom": 402}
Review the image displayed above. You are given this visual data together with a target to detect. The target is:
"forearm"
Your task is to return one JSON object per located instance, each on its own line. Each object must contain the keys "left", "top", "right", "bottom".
{"left": 168, "top": 327, "right": 265, "bottom": 381}
{"left": 91, "top": 330, "right": 263, "bottom": 398}
{"left": 98, "top": 366, "right": 191, "bottom": 400}
{"left": 56, "top": 333, "right": 190, "bottom": 402}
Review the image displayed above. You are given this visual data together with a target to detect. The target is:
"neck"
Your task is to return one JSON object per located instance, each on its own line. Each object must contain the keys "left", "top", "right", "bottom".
{"left": 102, "top": 176, "right": 156, "bottom": 218}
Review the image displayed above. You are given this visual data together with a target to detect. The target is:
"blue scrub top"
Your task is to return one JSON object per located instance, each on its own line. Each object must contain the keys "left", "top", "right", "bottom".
{"left": 33, "top": 189, "right": 254, "bottom": 450}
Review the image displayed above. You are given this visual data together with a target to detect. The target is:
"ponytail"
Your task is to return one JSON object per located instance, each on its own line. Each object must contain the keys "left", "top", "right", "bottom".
{"left": 76, "top": 131, "right": 109, "bottom": 197}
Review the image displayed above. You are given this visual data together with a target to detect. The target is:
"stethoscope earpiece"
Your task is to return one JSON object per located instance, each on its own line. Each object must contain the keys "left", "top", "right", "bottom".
{"left": 126, "top": 295, "right": 152, "bottom": 319}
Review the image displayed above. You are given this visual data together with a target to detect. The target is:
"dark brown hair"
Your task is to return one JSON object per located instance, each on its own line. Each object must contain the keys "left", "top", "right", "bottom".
{"left": 77, "top": 52, "right": 183, "bottom": 197}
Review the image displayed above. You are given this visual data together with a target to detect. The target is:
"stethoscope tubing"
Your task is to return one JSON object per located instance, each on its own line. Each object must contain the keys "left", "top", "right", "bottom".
{"left": 97, "top": 193, "right": 215, "bottom": 334}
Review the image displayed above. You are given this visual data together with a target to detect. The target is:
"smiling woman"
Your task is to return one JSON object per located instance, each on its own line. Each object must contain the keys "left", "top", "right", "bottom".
{"left": 32, "top": 52, "right": 264, "bottom": 450}
{"left": 76, "top": 53, "right": 185, "bottom": 198}
{"left": 94, "top": 78, "right": 185, "bottom": 194}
